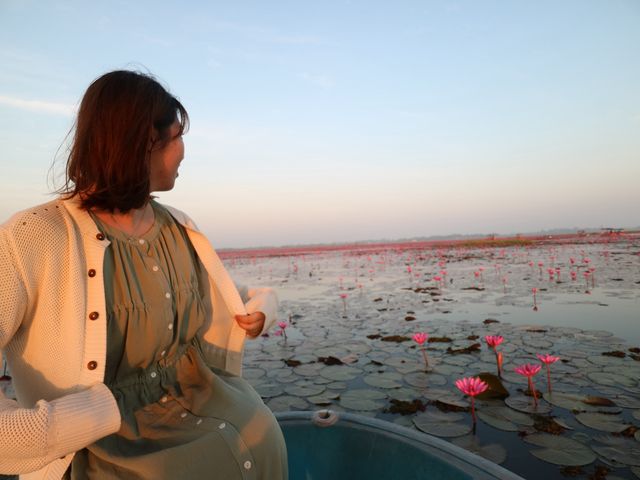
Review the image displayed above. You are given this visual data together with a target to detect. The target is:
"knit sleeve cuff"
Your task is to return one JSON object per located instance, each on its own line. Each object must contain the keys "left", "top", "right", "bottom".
{"left": 49, "top": 383, "right": 121, "bottom": 457}
{"left": 245, "top": 287, "right": 279, "bottom": 337}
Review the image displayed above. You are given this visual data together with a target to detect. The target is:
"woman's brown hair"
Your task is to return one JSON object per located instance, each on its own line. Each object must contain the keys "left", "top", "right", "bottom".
{"left": 61, "top": 70, "right": 189, "bottom": 212}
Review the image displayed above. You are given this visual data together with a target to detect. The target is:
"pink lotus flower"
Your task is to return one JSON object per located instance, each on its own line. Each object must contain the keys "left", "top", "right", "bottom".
{"left": 455, "top": 377, "right": 489, "bottom": 431}
{"left": 484, "top": 335, "right": 504, "bottom": 377}
{"left": 413, "top": 332, "right": 429, "bottom": 369}
{"left": 537, "top": 354, "right": 560, "bottom": 394}
{"left": 339, "top": 293, "right": 348, "bottom": 314}
{"left": 484, "top": 335, "right": 503, "bottom": 349}
{"left": 277, "top": 321, "right": 288, "bottom": 341}
{"left": 515, "top": 363, "right": 542, "bottom": 406}
{"left": 413, "top": 332, "right": 428, "bottom": 345}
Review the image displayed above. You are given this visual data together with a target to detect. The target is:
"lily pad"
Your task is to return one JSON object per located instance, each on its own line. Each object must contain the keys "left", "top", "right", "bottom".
{"left": 307, "top": 391, "right": 340, "bottom": 406}
{"left": 451, "top": 435, "right": 507, "bottom": 464}
{"left": 404, "top": 371, "right": 446, "bottom": 388}
{"left": 587, "top": 371, "right": 637, "bottom": 388}
{"left": 542, "top": 392, "right": 621, "bottom": 414}
{"left": 267, "top": 395, "right": 309, "bottom": 412}
{"left": 477, "top": 406, "right": 534, "bottom": 432}
{"left": 339, "top": 389, "right": 387, "bottom": 411}
{"left": 574, "top": 413, "right": 630, "bottom": 433}
{"left": 294, "top": 363, "right": 325, "bottom": 377}
{"left": 243, "top": 367, "right": 266, "bottom": 380}
{"left": 284, "top": 382, "right": 326, "bottom": 397}
{"left": 253, "top": 382, "right": 284, "bottom": 398}
{"left": 319, "top": 365, "right": 362, "bottom": 381}
{"left": 591, "top": 436, "right": 640, "bottom": 466}
{"left": 609, "top": 395, "right": 640, "bottom": 409}
{"left": 505, "top": 395, "right": 552, "bottom": 414}
{"left": 363, "top": 372, "right": 403, "bottom": 389}
{"left": 413, "top": 410, "right": 472, "bottom": 438}
{"left": 523, "top": 433, "right": 596, "bottom": 466}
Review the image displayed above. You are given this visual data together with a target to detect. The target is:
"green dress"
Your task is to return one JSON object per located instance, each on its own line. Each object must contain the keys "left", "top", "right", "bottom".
{"left": 71, "top": 202, "right": 287, "bottom": 479}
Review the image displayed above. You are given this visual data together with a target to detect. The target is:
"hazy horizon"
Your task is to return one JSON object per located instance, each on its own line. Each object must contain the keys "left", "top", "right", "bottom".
{"left": 2, "top": 1, "right": 639, "bottom": 248}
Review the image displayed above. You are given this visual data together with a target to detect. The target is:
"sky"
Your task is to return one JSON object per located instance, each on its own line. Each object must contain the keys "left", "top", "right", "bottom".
{"left": 1, "top": 1, "right": 639, "bottom": 248}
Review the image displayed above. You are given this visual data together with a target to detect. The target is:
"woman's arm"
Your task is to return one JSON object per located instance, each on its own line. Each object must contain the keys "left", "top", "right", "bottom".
{"left": 0, "top": 383, "right": 120, "bottom": 474}
{"left": 0, "top": 231, "right": 121, "bottom": 474}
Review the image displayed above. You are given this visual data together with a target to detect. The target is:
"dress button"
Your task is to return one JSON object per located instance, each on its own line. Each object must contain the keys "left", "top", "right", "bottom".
{"left": 196, "top": 419, "right": 203, "bottom": 425}
{"left": 138, "top": 239, "right": 145, "bottom": 245}
{"left": 152, "top": 265, "right": 159, "bottom": 272}
{"left": 96, "top": 233, "right": 105, "bottom": 241}
{"left": 87, "top": 361, "right": 98, "bottom": 370}
{"left": 244, "top": 461, "right": 252, "bottom": 470}
{"left": 89, "top": 311, "right": 99, "bottom": 320}
{"left": 160, "top": 350, "right": 166, "bottom": 357}
{"left": 168, "top": 323, "right": 173, "bottom": 330}
{"left": 180, "top": 412, "right": 187, "bottom": 419}
{"left": 161, "top": 396, "right": 168, "bottom": 403}
{"left": 88, "top": 269, "right": 96, "bottom": 277}
{"left": 150, "top": 371, "right": 157, "bottom": 379}
{"left": 218, "top": 422, "right": 226, "bottom": 429}
{"left": 165, "top": 292, "right": 171, "bottom": 299}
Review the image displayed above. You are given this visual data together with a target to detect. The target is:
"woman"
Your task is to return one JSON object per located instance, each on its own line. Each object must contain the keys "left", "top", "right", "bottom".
{"left": 0, "top": 70, "right": 287, "bottom": 479}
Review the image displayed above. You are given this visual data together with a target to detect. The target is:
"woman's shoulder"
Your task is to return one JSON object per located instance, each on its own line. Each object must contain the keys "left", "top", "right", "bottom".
{"left": 1, "top": 199, "right": 70, "bottom": 248}
{"left": 152, "top": 200, "right": 200, "bottom": 232}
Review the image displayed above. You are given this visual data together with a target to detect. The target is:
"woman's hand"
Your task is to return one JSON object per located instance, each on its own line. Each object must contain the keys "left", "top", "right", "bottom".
{"left": 235, "top": 312, "right": 266, "bottom": 338}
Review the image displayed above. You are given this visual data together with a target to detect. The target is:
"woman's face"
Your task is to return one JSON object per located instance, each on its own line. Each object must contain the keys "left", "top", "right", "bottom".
{"left": 149, "top": 121, "right": 184, "bottom": 192}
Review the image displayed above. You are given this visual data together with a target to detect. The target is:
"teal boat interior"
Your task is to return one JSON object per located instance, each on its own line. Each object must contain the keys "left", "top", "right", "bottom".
{"left": 275, "top": 411, "right": 524, "bottom": 480}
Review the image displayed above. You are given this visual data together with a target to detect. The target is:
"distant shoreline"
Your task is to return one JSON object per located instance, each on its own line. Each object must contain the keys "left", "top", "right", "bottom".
{"left": 218, "top": 230, "right": 640, "bottom": 260}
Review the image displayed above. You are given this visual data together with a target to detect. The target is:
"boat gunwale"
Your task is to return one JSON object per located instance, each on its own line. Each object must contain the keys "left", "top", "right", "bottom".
{"left": 275, "top": 411, "right": 526, "bottom": 480}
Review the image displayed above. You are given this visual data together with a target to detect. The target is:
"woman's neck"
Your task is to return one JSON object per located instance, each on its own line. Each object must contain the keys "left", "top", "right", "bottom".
{"left": 93, "top": 202, "right": 155, "bottom": 238}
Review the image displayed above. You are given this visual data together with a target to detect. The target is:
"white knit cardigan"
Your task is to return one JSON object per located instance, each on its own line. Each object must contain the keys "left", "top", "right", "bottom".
{"left": 0, "top": 197, "right": 277, "bottom": 479}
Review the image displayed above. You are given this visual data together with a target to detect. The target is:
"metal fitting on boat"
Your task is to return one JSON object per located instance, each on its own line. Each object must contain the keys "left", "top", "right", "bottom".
{"left": 311, "top": 409, "right": 338, "bottom": 427}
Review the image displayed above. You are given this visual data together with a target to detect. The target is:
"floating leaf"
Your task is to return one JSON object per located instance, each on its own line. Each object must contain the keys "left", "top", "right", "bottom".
{"left": 253, "top": 382, "right": 284, "bottom": 398}
{"left": 339, "top": 389, "right": 386, "bottom": 411}
{"left": 451, "top": 435, "right": 507, "bottom": 465}
{"left": 432, "top": 363, "right": 465, "bottom": 376}
{"left": 267, "top": 395, "right": 308, "bottom": 412}
{"left": 587, "top": 372, "right": 637, "bottom": 388}
{"left": 543, "top": 392, "right": 621, "bottom": 414}
{"left": 574, "top": 413, "right": 630, "bottom": 433}
{"left": 404, "top": 371, "right": 446, "bottom": 388}
{"left": 591, "top": 436, "right": 640, "bottom": 466}
{"left": 476, "top": 406, "right": 534, "bottom": 432}
{"left": 523, "top": 433, "right": 596, "bottom": 466}
{"left": 505, "top": 395, "right": 552, "bottom": 414}
{"left": 243, "top": 367, "right": 266, "bottom": 380}
{"left": 476, "top": 372, "right": 509, "bottom": 400}
{"left": 609, "top": 395, "right": 640, "bottom": 409}
{"left": 413, "top": 410, "right": 472, "bottom": 437}
{"left": 294, "top": 364, "right": 325, "bottom": 377}
{"left": 363, "top": 372, "right": 403, "bottom": 389}
{"left": 319, "top": 365, "right": 362, "bottom": 381}
{"left": 307, "top": 391, "right": 340, "bottom": 406}
{"left": 284, "top": 382, "right": 326, "bottom": 397}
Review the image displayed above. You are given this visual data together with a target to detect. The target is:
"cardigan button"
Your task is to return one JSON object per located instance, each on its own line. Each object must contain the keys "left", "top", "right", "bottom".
{"left": 87, "top": 361, "right": 98, "bottom": 370}
{"left": 88, "top": 269, "right": 96, "bottom": 277}
{"left": 96, "top": 232, "right": 105, "bottom": 241}
{"left": 89, "top": 311, "right": 99, "bottom": 320}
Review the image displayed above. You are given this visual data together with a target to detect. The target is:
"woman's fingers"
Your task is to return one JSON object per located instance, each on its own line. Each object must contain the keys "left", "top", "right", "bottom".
{"left": 235, "top": 312, "right": 266, "bottom": 338}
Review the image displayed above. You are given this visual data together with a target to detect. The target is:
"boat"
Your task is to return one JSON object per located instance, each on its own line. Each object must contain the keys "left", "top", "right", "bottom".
{"left": 275, "top": 410, "right": 525, "bottom": 480}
